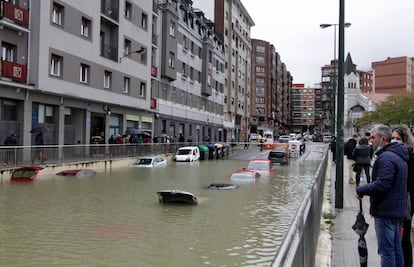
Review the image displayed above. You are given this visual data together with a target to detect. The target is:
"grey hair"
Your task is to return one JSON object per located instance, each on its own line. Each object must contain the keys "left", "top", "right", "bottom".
{"left": 371, "top": 124, "right": 392, "bottom": 142}
{"left": 392, "top": 124, "right": 414, "bottom": 149}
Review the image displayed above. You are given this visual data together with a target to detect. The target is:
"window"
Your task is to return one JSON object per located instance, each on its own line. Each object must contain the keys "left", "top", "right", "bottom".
{"left": 50, "top": 54, "right": 62, "bottom": 76}
{"left": 168, "top": 52, "right": 175, "bottom": 68}
{"left": 256, "top": 56, "right": 265, "bottom": 62}
{"left": 169, "top": 21, "right": 175, "bottom": 37}
{"left": 139, "top": 82, "right": 146, "bottom": 97}
{"left": 255, "top": 66, "right": 265, "bottom": 73}
{"left": 104, "top": 71, "right": 112, "bottom": 89}
{"left": 125, "top": 1, "right": 131, "bottom": 19}
{"left": 256, "top": 45, "right": 265, "bottom": 52}
{"left": 2, "top": 100, "right": 17, "bottom": 121}
{"left": 123, "top": 77, "right": 130, "bottom": 93}
{"left": 256, "top": 97, "right": 265, "bottom": 104}
{"left": 80, "top": 64, "right": 89, "bottom": 83}
{"left": 37, "top": 104, "right": 55, "bottom": 124}
{"left": 81, "top": 17, "right": 91, "bottom": 38}
{"left": 182, "top": 63, "right": 186, "bottom": 76}
{"left": 256, "top": 77, "right": 265, "bottom": 84}
{"left": 141, "top": 13, "right": 147, "bottom": 29}
{"left": 124, "top": 39, "right": 131, "bottom": 55}
{"left": 256, "top": 87, "right": 265, "bottom": 94}
{"left": 52, "top": 2, "right": 64, "bottom": 25}
{"left": 1, "top": 42, "right": 16, "bottom": 62}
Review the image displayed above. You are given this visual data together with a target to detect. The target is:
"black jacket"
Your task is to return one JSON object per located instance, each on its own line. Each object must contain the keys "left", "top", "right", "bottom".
{"left": 353, "top": 137, "right": 372, "bottom": 165}
{"left": 344, "top": 138, "right": 357, "bottom": 159}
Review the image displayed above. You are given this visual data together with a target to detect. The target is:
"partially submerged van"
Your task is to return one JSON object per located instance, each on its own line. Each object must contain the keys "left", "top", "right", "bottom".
{"left": 174, "top": 146, "right": 200, "bottom": 162}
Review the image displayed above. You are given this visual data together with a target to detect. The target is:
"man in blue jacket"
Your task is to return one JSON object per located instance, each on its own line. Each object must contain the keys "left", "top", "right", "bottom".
{"left": 357, "top": 124, "right": 408, "bottom": 267}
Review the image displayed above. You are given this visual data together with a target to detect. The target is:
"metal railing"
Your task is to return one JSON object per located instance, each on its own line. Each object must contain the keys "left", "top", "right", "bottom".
{"left": 0, "top": 142, "right": 236, "bottom": 167}
{"left": 271, "top": 150, "right": 328, "bottom": 267}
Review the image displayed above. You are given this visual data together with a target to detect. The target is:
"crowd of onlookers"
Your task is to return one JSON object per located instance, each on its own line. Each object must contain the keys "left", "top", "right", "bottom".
{"left": 333, "top": 124, "right": 414, "bottom": 267}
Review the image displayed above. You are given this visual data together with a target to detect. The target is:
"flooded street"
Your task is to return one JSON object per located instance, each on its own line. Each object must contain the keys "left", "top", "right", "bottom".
{"left": 0, "top": 148, "right": 322, "bottom": 266}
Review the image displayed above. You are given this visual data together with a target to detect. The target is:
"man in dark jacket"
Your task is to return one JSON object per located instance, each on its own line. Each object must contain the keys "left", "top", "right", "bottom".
{"left": 352, "top": 137, "right": 372, "bottom": 186}
{"left": 3, "top": 132, "right": 17, "bottom": 165}
{"left": 345, "top": 134, "right": 358, "bottom": 184}
{"left": 357, "top": 124, "right": 408, "bottom": 266}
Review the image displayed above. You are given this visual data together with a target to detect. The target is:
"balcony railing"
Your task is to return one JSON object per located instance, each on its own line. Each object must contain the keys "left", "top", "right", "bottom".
{"left": 0, "top": 1, "right": 29, "bottom": 27}
{"left": 100, "top": 43, "right": 118, "bottom": 61}
{"left": 1, "top": 60, "right": 27, "bottom": 83}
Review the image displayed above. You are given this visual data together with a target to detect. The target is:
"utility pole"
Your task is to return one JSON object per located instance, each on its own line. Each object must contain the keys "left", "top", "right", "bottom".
{"left": 335, "top": 0, "right": 345, "bottom": 209}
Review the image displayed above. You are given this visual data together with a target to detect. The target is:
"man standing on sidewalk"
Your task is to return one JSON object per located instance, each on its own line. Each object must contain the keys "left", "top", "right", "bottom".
{"left": 345, "top": 134, "right": 358, "bottom": 184}
{"left": 356, "top": 124, "right": 408, "bottom": 267}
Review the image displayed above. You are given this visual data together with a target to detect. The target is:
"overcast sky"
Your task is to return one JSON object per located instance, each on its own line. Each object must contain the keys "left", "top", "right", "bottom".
{"left": 191, "top": 0, "right": 414, "bottom": 87}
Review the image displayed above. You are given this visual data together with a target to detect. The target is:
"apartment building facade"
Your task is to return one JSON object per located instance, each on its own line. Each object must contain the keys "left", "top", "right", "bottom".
{"left": 372, "top": 56, "right": 414, "bottom": 94}
{"left": 214, "top": 0, "right": 254, "bottom": 142}
{"left": 291, "top": 84, "right": 316, "bottom": 133}
{"left": 153, "top": 0, "right": 225, "bottom": 143}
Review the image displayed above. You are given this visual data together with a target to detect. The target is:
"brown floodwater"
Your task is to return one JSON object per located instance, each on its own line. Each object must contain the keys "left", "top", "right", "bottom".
{"left": 0, "top": 153, "right": 321, "bottom": 266}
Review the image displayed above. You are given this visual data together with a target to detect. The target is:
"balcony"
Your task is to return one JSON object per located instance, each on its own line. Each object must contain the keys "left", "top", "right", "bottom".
{"left": 100, "top": 0, "right": 119, "bottom": 21}
{"left": 0, "top": 1, "right": 29, "bottom": 27}
{"left": 1, "top": 60, "right": 27, "bottom": 83}
{"left": 100, "top": 43, "right": 118, "bottom": 61}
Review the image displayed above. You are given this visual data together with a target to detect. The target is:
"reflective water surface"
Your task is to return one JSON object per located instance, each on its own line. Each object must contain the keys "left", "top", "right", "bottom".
{"left": 0, "top": 158, "right": 320, "bottom": 266}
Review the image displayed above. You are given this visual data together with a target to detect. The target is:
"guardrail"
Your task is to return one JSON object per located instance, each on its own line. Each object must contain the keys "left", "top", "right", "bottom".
{"left": 0, "top": 142, "right": 237, "bottom": 167}
{"left": 271, "top": 149, "right": 328, "bottom": 267}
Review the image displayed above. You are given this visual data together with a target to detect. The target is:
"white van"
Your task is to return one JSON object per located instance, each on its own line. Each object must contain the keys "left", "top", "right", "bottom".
{"left": 174, "top": 146, "right": 200, "bottom": 162}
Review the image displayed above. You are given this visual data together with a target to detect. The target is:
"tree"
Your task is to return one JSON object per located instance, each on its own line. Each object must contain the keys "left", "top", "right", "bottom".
{"left": 355, "top": 93, "right": 414, "bottom": 128}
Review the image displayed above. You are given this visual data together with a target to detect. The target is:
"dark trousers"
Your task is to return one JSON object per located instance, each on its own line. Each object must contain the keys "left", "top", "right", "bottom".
{"left": 355, "top": 164, "right": 371, "bottom": 185}
{"left": 402, "top": 217, "right": 413, "bottom": 267}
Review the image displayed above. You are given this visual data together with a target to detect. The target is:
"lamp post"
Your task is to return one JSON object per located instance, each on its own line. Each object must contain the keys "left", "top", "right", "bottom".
{"left": 320, "top": 22, "right": 351, "bottom": 136}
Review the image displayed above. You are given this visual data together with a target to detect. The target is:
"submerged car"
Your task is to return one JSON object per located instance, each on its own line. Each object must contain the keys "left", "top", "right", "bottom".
{"left": 245, "top": 159, "right": 274, "bottom": 174}
{"left": 132, "top": 156, "right": 167, "bottom": 168}
{"left": 10, "top": 166, "right": 44, "bottom": 182}
{"left": 56, "top": 169, "right": 97, "bottom": 177}
{"left": 268, "top": 150, "right": 290, "bottom": 165}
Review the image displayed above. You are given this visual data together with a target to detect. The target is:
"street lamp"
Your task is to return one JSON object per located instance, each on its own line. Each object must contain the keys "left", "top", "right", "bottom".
{"left": 119, "top": 47, "right": 146, "bottom": 62}
{"left": 320, "top": 23, "right": 351, "bottom": 136}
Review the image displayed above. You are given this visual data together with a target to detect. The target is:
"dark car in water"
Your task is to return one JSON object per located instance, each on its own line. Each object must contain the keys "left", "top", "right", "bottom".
{"left": 268, "top": 150, "right": 290, "bottom": 165}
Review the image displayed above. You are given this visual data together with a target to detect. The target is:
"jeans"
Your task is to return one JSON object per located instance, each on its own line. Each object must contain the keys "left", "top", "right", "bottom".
{"left": 375, "top": 217, "right": 404, "bottom": 267}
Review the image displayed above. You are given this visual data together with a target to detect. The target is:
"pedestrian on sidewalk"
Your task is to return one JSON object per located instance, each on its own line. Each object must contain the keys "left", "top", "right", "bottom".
{"left": 330, "top": 136, "right": 337, "bottom": 163}
{"left": 356, "top": 124, "right": 408, "bottom": 267}
{"left": 345, "top": 134, "right": 359, "bottom": 184}
{"left": 392, "top": 125, "right": 414, "bottom": 267}
{"left": 352, "top": 137, "right": 372, "bottom": 186}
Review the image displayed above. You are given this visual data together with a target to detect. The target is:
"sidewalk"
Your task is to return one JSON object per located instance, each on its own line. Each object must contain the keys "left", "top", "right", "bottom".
{"left": 330, "top": 157, "right": 381, "bottom": 266}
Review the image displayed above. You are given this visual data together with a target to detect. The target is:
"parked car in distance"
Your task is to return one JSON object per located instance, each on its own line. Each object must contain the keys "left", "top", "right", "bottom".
{"left": 230, "top": 170, "right": 261, "bottom": 182}
{"left": 245, "top": 159, "right": 274, "bottom": 174}
{"left": 174, "top": 146, "right": 200, "bottom": 162}
{"left": 268, "top": 150, "right": 290, "bottom": 165}
{"left": 132, "top": 156, "right": 168, "bottom": 168}
{"left": 278, "top": 135, "right": 291, "bottom": 143}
